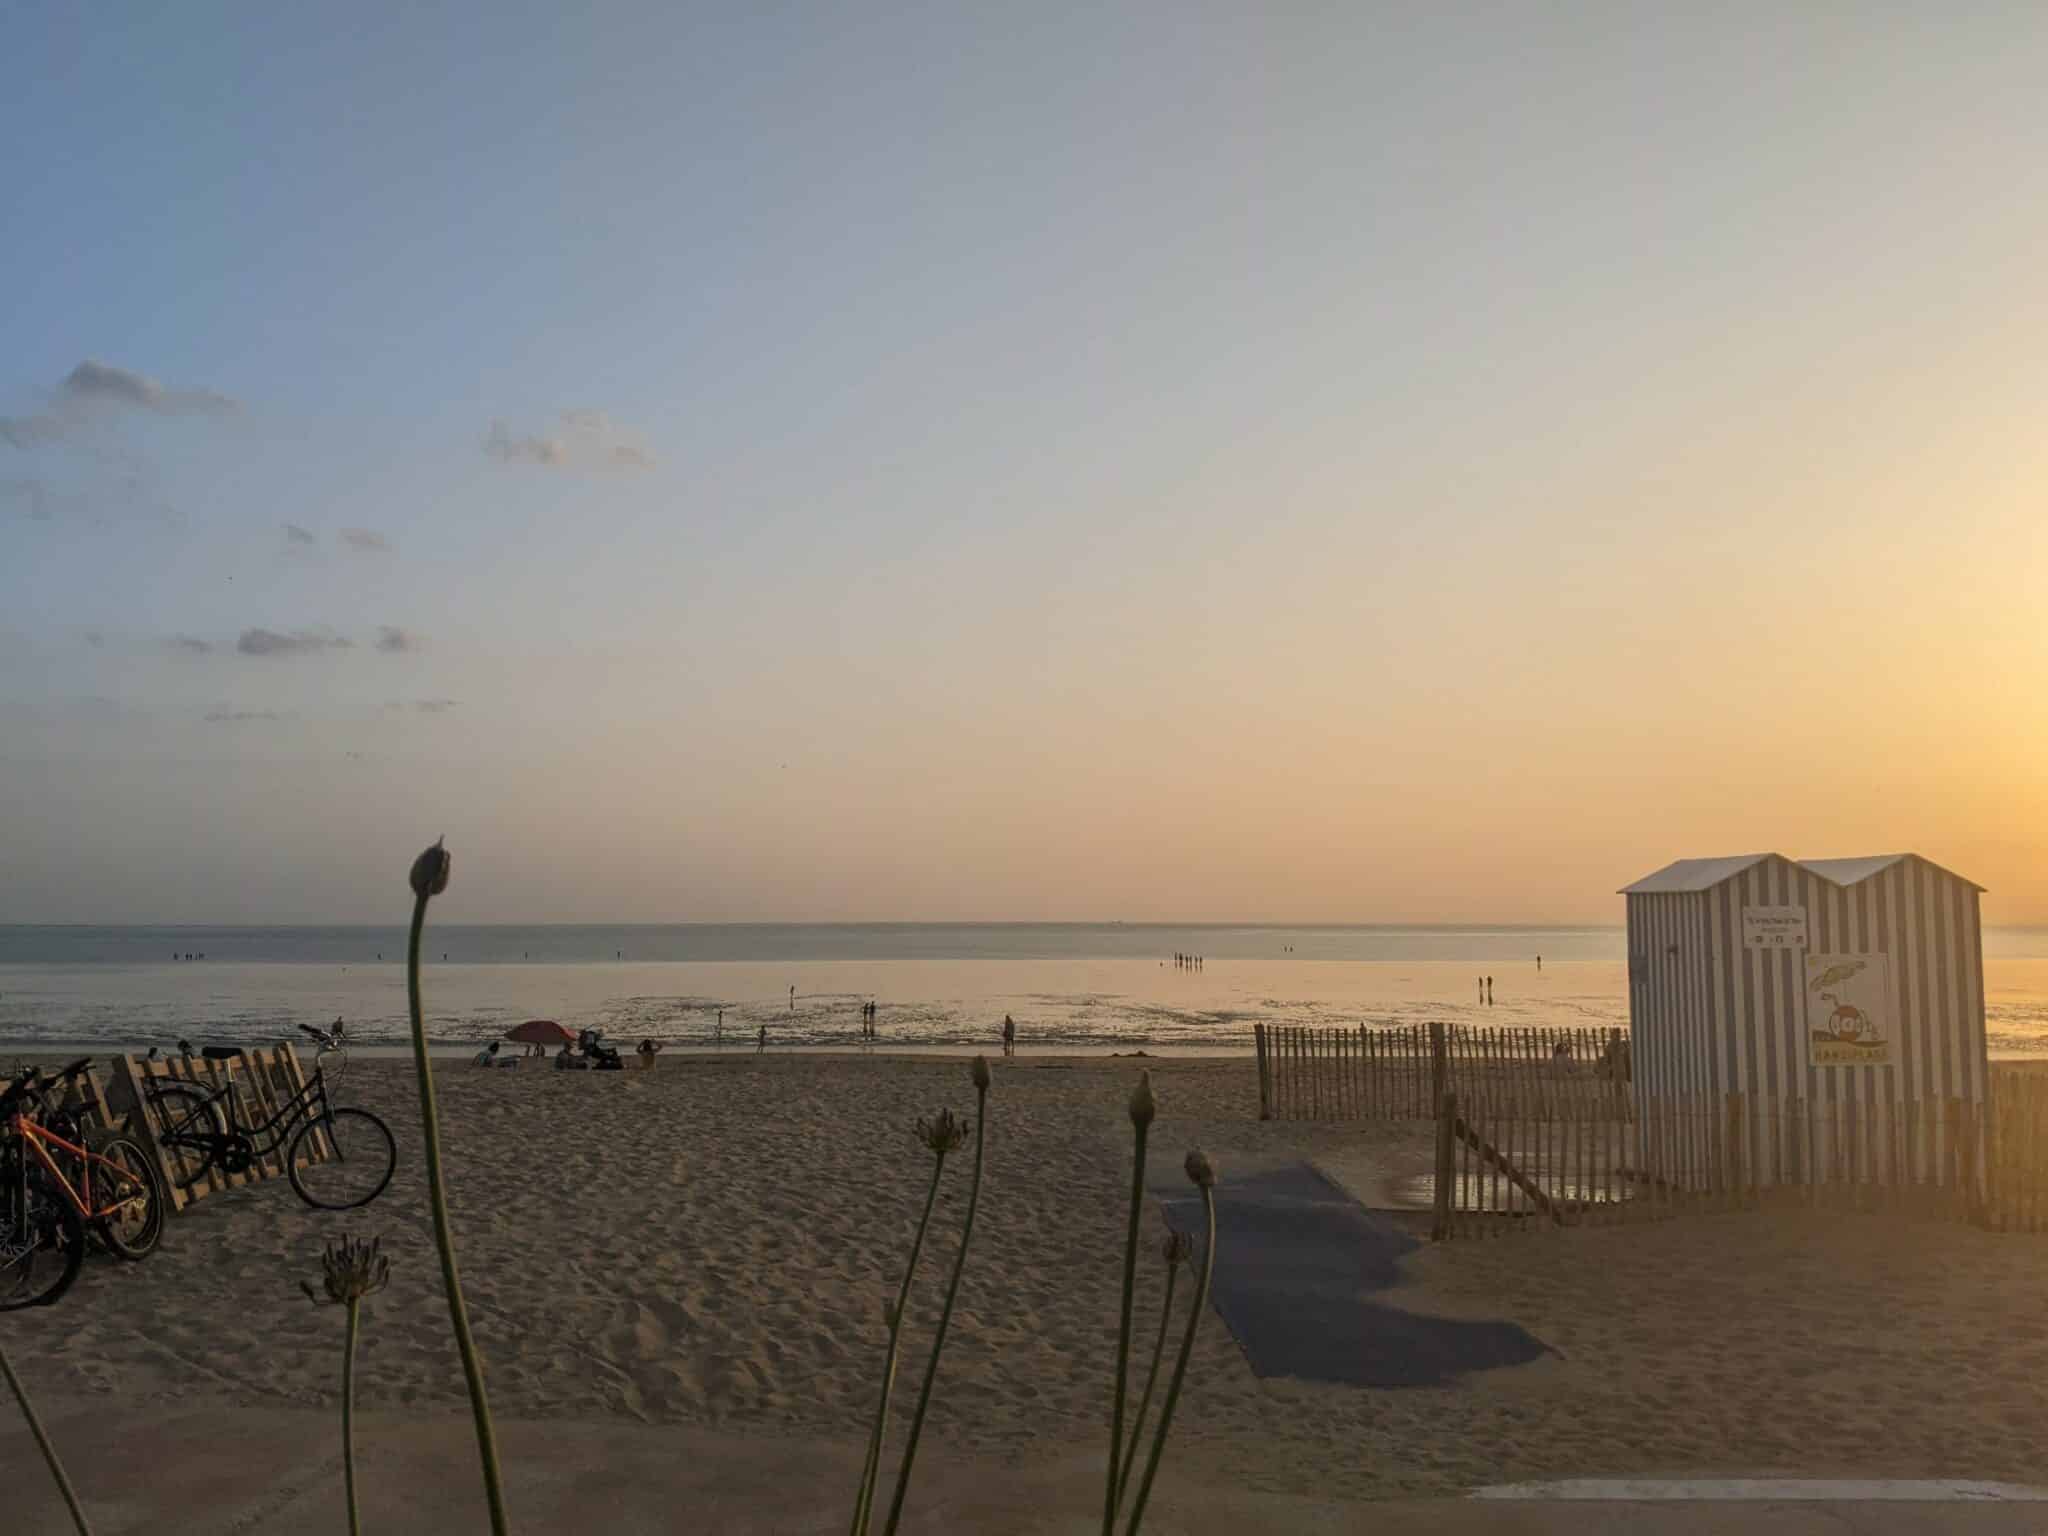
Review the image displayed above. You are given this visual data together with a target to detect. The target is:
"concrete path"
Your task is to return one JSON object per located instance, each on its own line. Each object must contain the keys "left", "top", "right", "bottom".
{"left": 7, "top": 1401, "right": 2046, "bottom": 1534}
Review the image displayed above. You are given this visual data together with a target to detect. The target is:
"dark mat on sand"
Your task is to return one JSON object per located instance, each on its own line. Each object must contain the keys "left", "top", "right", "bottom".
{"left": 1157, "top": 1162, "right": 1547, "bottom": 1389}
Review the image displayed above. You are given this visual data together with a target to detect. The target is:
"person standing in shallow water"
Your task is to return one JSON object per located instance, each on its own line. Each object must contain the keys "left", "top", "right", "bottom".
{"left": 1002, "top": 1014, "right": 1016, "bottom": 1058}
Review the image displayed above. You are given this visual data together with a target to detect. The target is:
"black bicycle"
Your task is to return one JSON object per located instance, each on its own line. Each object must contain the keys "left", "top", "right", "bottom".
{"left": 145, "top": 1022, "right": 396, "bottom": 1210}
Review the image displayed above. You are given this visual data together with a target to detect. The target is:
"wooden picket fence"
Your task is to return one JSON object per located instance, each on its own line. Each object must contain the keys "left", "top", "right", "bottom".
{"left": 1253, "top": 1021, "right": 1628, "bottom": 1122}
{"left": 99, "top": 1044, "right": 331, "bottom": 1215}
{"left": 1431, "top": 1069, "right": 2048, "bottom": 1239}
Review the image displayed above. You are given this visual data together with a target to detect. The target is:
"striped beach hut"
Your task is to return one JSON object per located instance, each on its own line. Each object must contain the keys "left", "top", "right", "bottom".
{"left": 1620, "top": 853, "right": 1987, "bottom": 1184}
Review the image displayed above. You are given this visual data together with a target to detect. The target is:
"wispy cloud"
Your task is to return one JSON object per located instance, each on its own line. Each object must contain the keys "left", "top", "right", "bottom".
{"left": 237, "top": 627, "right": 352, "bottom": 657}
{"left": 61, "top": 360, "right": 238, "bottom": 417}
{"left": 203, "top": 708, "right": 286, "bottom": 724}
{"left": 413, "top": 698, "right": 459, "bottom": 713}
{"left": 485, "top": 410, "right": 652, "bottom": 471}
{"left": 340, "top": 527, "right": 390, "bottom": 553}
{"left": 3, "top": 360, "right": 239, "bottom": 451}
{"left": 167, "top": 634, "right": 215, "bottom": 655}
{"left": 284, "top": 522, "right": 317, "bottom": 545}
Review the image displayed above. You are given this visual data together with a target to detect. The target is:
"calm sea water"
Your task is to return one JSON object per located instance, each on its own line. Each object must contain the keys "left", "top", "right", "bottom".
{"left": 3, "top": 924, "right": 2045, "bottom": 1055}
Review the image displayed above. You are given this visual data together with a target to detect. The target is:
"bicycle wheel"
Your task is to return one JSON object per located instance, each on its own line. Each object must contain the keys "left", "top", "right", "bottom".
{"left": 288, "top": 1108, "right": 396, "bottom": 1210}
{"left": 147, "top": 1082, "right": 227, "bottom": 1191}
{"left": 0, "top": 1163, "right": 86, "bottom": 1310}
{"left": 91, "top": 1135, "right": 166, "bottom": 1260}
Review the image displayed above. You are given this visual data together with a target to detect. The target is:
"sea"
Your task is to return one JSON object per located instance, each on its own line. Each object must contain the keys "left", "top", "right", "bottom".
{"left": 3, "top": 923, "right": 2046, "bottom": 1057}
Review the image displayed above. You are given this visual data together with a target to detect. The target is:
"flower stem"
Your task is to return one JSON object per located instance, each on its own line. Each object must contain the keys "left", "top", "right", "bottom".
{"left": 1122, "top": 1186, "right": 1215, "bottom": 1536}
{"left": 342, "top": 1298, "right": 362, "bottom": 1536}
{"left": 1115, "top": 1261, "right": 1178, "bottom": 1507}
{"left": 0, "top": 1340, "right": 92, "bottom": 1536}
{"left": 408, "top": 886, "right": 511, "bottom": 1535}
{"left": 1103, "top": 1117, "right": 1148, "bottom": 1536}
{"left": 851, "top": 1151, "right": 946, "bottom": 1536}
{"left": 881, "top": 1089, "right": 987, "bottom": 1536}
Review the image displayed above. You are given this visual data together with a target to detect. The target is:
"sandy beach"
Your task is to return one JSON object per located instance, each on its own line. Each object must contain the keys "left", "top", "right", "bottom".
{"left": 7, "top": 1049, "right": 2048, "bottom": 1528}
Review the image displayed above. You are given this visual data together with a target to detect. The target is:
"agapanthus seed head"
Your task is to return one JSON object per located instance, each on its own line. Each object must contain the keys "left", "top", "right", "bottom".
{"left": 916, "top": 1108, "right": 969, "bottom": 1156}
{"left": 971, "top": 1055, "right": 991, "bottom": 1093}
{"left": 1129, "top": 1070, "right": 1156, "bottom": 1129}
{"left": 305, "top": 1234, "right": 391, "bottom": 1306}
{"left": 1183, "top": 1149, "right": 1216, "bottom": 1189}
{"left": 1162, "top": 1229, "right": 1195, "bottom": 1268}
{"left": 409, "top": 837, "right": 451, "bottom": 898}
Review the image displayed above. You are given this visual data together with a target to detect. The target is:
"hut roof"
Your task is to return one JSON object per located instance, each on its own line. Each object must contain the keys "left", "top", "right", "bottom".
{"left": 1620, "top": 853, "right": 1983, "bottom": 896}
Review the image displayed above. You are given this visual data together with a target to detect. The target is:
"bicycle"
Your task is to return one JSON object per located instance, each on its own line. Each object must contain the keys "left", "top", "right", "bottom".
{"left": 1, "top": 1059, "right": 165, "bottom": 1309}
{"left": 143, "top": 1022, "right": 396, "bottom": 1211}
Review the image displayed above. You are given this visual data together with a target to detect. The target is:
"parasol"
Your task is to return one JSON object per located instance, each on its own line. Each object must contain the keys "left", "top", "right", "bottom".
{"left": 505, "top": 1019, "right": 575, "bottom": 1046}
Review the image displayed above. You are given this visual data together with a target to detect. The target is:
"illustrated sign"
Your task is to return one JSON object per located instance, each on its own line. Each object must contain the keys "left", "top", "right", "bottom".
{"left": 1806, "top": 952, "right": 1892, "bottom": 1066}
{"left": 1743, "top": 906, "right": 1809, "bottom": 949}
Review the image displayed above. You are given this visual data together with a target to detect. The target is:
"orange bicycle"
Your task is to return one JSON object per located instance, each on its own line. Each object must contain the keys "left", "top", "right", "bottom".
{"left": 1, "top": 1059, "right": 166, "bottom": 1310}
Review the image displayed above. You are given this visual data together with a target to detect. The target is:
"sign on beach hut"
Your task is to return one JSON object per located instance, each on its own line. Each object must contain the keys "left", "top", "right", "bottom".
{"left": 1620, "top": 853, "right": 1988, "bottom": 1185}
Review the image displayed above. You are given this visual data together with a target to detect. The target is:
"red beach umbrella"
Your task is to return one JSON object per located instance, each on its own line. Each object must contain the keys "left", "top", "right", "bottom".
{"left": 505, "top": 1019, "right": 575, "bottom": 1046}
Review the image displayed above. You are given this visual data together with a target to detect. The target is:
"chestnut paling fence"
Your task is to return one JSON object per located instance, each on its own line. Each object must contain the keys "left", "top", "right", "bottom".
{"left": 1252, "top": 1021, "right": 1628, "bottom": 1123}
{"left": 1250, "top": 1024, "right": 2048, "bottom": 1237}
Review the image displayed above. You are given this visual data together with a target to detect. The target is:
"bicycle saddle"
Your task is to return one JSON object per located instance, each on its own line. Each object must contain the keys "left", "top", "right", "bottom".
{"left": 201, "top": 1045, "right": 246, "bottom": 1062}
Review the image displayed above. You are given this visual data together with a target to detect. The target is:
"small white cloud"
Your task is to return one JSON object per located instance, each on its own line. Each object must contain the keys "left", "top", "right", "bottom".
{"left": 485, "top": 410, "right": 652, "bottom": 471}
{"left": 238, "top": 627, "right": 352, "bottom": 657}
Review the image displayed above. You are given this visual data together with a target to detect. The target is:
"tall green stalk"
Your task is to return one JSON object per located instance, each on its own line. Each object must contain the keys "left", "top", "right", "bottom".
{"left": 880, "top": 1061, "right": 991, "bottom": 1536}
{"left": 342, "top": 1299, "right": 362, "bottom": 1536}
{"left": 1115, "top": 1247, "right": 1182, "bottom": 1506}
{"left": 850, "top": 1140, "right": 950, "bottom": 1536}
{"left": 1121, "top": 1153, "right": 1218, "bottom": 1536}
{"left": 1103, "top": 1073, "right": 1153, "bottom": 1536}
{"left": 1, "top": 1339, "right": 93, "bottom": 1536}
{"left": 405, "top": 840, "right": 510, "bottom": 1535}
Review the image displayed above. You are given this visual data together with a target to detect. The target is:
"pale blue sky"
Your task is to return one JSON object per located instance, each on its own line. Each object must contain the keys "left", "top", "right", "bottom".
{"left": 5, "top": 5, "right": 2046, "bottom": 922}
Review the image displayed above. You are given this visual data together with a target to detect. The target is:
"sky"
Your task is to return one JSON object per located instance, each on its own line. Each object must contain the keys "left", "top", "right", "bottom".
{"left": 3, "top": 4, "right": 2045, "bottom": 925}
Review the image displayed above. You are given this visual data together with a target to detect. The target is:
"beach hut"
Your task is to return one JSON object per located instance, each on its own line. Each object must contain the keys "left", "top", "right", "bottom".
{"left": 1619, "top": 853, "right": 1987, "bottom": 1186}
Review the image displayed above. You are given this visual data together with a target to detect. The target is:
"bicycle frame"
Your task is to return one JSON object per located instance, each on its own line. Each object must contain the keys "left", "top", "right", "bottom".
{"left": 5, "top": 1112, "right": 146, "bottom": 1223}
{"left": 156, "top": 1059, "right": 333, "bottom": 1163}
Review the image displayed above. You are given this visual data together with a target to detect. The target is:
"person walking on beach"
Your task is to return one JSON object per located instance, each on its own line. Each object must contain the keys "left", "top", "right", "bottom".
{"left": 1002, "top": 1014, "right": 1016, "bottom": 1058}
{"left": 1485, "top": 975, "right": 1494, "bottom": 1006}
{"left": 789, "top": 985, "right": 796, "bottom": 1013}
{"left": 1536, "top": 955, "right": 1542, "bottom": 972}
{"left": 757, "top": 1023, "right": 767, "bottom": 1053}
{"left": 715, "top": 1007, "right": 723, "bottom": 1048}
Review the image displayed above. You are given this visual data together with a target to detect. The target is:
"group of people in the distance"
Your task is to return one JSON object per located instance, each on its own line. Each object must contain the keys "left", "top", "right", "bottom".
{"left": 468, "top": 1008, "right": 1030, "bottom": 1064}
{"left": 1173, "top": 952, "right": 1204, "bottom": 970}
{"left": 474, "top": 1029, "right": 657, "bottom": 1072}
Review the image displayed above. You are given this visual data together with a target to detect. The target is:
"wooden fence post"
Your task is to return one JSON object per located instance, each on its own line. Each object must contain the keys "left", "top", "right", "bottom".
{"left": 1428, "top": 1022, "right": 1447, "bottom": 1113}
{"left": 1433, "top": 1089, "right": 1456, "bottom": 1240}
{"left": 1255, "top": 1024, "right": 1271, "bottom": 1121}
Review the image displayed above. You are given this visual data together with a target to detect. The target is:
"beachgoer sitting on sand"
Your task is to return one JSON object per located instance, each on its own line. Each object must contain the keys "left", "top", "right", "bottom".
{"left": 636, "top": 1038, "right": 661, "bottom": 1069}
{"left": 473, "top": 1041, "right": 500, "bottom": 1067}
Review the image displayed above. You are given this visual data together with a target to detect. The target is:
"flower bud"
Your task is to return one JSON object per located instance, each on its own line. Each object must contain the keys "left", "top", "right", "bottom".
{"left": 1128, "top": 1070, "right": 1156, "bottom": 1129}
{"left": 1162, "top": 1229, "right": 1195, "bottom": 1268}
{"left": 971, "top": 1055, "right": 991, "bottom": 1093}
{"left": 409, "top": 838, "right": 451, "bottom": 898}
{"left": 916, "top": 1109, "right": 968, "bottom": 1156}
{"left": 1183, "top": 1149, "right": 1216, "bottom": 1189}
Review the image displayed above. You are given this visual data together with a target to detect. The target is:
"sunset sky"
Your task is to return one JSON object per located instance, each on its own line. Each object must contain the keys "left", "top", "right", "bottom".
{"left": 4, "top": 6, "right": 2044, "bottom": 925}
